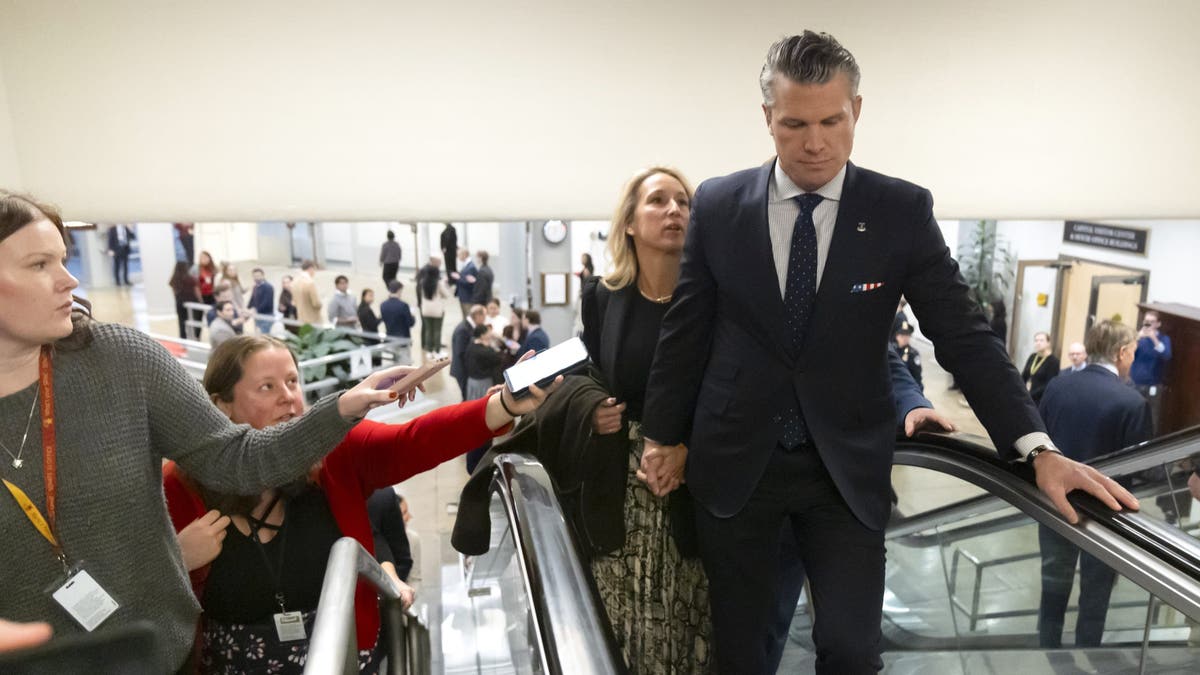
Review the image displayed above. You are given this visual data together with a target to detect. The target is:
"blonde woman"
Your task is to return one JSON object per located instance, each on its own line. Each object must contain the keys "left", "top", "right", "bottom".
{"left": 579, "top": 167, "right": 712, "bottom": 674}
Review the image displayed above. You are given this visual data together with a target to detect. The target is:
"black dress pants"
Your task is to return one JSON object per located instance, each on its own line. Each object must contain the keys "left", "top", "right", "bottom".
{"left": 694, "top": 445, "right": 885, "bottom": 674}
{"left": 382, "top": 262, "right": 399, "bottom": 286}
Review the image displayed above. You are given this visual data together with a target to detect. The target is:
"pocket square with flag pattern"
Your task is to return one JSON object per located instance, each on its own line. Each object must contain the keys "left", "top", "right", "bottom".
{"left": 850, "top": 282, "right": 885, "bottom": 293}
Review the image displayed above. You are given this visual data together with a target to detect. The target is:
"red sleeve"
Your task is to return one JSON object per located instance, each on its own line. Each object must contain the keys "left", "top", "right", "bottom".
{"left": 162, "top": 461, "right": 212, "bottom": 599}
{"left": 323, "top": 397, "right": 508, "bottom": 499}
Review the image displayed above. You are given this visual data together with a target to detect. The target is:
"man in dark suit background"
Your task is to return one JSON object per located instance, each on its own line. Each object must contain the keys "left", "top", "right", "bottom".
{"left": 106, "top": 223, "right": 136, "bottom": 286}
{"left": 639, "top": 31, "right": 1136, "bottom": 673}
{"left": 450, "top": 304, "right": 485, "bottom": 400}
{"left": 1036, "top": 320, "right": 1152, "bottom": 648}
{"left": 521, "top": 310, "right": 549, "bottom": 353}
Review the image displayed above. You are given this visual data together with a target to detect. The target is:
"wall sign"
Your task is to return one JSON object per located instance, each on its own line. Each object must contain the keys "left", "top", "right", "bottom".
{"left": 1063, "top": 221, "right": 1148, "bottom": 255}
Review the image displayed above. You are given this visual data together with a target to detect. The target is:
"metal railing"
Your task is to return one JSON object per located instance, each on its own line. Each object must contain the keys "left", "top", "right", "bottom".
{"left": 478, "top": 453, "right": 624, "bottom": 675}
{"left": 305, "top": 538, "right": 431, "bottom": 675}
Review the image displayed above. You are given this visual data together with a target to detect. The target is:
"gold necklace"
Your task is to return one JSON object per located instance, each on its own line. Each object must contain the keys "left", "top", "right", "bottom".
{"left": 0, "top": 389, "right": 39, "bottom": 469}
{"left": 638, "top": 288, "right": 673, "bottom": 304}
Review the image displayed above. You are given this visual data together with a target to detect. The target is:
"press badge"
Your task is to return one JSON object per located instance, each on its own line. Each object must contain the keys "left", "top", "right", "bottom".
{"left": 274, "top": 611, "right": 307, "bottom": 642}
{"left": 50, "top": 565, "right": 118, "bottom": 632}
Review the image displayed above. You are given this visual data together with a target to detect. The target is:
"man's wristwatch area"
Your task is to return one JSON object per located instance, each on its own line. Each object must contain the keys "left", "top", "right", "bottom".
{"left": 1026, "top": 445, "right": 1063, "bottom": 463}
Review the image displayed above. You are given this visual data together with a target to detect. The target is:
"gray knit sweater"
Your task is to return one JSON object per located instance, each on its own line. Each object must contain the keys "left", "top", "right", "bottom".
{"left": 0, "top": 323, "right": 355, "bottom": 671}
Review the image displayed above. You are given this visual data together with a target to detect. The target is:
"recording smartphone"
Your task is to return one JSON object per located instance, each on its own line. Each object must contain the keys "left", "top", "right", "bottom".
{"left": 504, "top": 337, "right": 590, "bottom": 398}
{"left": 375, "top": 355, "right": 452, "bottom": 396}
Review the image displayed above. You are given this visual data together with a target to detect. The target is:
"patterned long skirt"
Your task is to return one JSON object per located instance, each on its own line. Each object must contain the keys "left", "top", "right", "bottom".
{"left": 590, "top": 425, "right": 713, "bottom": 674}
{"left": 200, "top": 611, "right": 384, "bottom": 674}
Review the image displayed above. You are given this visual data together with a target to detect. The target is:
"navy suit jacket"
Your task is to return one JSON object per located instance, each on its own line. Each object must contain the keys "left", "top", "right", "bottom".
{"left": 642, "top": 161, "right": 1043, "bottom": 529}
{"left": 522, "top": 327, "right": 550, "bottom": 354}
{"left": 1038, "top": 365, "right": 1153, "bottom": 462}
{"left": 450, "top": 320, "right": 473, "bottom": 380}
{"left": 455, "top": 261, "right": 478, "bottom": 303}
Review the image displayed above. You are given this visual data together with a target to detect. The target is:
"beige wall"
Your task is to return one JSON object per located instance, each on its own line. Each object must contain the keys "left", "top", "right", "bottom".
{"left": 0, "top": 56, "right": 22, "bottom": 189}
{"left": 2, "top": 1, "right": 1198, "bottom": 221}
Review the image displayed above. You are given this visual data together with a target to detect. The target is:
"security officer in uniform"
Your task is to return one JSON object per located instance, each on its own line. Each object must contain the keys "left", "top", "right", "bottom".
{"left": 894, "top": 320, "right": 923, "bottom": 392}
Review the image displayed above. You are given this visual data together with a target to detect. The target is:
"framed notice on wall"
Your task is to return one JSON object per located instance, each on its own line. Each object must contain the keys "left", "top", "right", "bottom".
{"left": 1063, "top": 221, "right": 1149, "bottom": 255}
{"left": 541, "top": 272, "right": 569, "bottom": 306}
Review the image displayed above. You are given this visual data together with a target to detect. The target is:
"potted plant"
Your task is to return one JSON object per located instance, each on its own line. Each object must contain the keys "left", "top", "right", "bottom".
{"left": 282, "top": 324, "right": 365, "bottom": 390}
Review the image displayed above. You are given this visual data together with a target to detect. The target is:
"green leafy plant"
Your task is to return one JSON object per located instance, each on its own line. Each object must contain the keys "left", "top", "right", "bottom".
{"left": 958, "top": 220, "right": 1015, "bottom": 320}
{"left": 282, "top": 324, "right": 364, "bottom": 384}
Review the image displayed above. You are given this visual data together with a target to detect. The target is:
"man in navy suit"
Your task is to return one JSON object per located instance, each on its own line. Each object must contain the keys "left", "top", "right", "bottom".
{"left": 640, "top": 31, "right": 1136, "bottom": 673}
{"left": 520, "top": 310, "right": 550, "bottom": 353}
{"left": 451, "top": 247, "right": 478, "bottom": 318}
{"left": 1036, "top": 320, "right": 1152, "bottom": 647}
{"left": 106, "top": 224, "right": 135, "bottom": 286}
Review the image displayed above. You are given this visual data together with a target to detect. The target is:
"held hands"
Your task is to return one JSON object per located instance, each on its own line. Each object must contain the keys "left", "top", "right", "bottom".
{"left": 338, "top": 365, "right": 427, "bottom": 420}
{"left": 177, "top": 509, "right": 231, "bottom": 571}
{"left": 638, "top": 439, "right": 687, "bottom": 497}
{"left": 592, "top": 398, "right": 626, "bottom": 435}
{"left": 903, "top": 407, "right": 956, "bottom": 437}
{"left": 1033, "top": 451, "right": 1139, "bottom": 524}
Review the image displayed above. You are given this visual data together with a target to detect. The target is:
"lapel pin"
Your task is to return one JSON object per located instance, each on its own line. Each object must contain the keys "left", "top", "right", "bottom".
{"left": 856, "top": 222, "right": 867, "bottom": 232}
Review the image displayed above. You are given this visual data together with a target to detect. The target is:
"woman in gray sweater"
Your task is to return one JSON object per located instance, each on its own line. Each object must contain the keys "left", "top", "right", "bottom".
{"left": 0, "top": 191, "right": 424, "bottom": 672}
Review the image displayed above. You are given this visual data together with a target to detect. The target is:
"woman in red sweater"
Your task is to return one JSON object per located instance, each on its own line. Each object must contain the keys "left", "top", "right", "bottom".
{"left": 163, "top": 335, "right": 554, "bottom": 673}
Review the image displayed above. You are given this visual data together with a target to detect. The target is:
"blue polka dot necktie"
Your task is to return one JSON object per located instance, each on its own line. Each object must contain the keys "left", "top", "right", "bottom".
{"left": 779, "top": 193, "right": 823, "bottom": 449}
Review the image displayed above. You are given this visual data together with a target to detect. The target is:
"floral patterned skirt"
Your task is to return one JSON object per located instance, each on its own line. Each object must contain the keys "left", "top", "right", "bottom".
{"left": 590, "top": 425, "right": 713, "bottom": 675}
{"left": 200, "top": 611, "right": 384, "bottom": 674}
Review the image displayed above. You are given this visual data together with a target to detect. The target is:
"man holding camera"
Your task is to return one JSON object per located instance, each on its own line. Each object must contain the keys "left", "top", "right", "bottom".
{"left": 1131, "top": 310, "right": 1172, "bottom": 434}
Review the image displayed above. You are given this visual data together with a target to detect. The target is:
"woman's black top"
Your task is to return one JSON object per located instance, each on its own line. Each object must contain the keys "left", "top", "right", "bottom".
{"left": 203, "top": 487, "right": 343, "bottom": 624}
{"left": 1022, "top": 352, "right": 1061, "bottom": 403}
{"left": 612, "top": 294, "right": 670, "bottom": 422}
{"left": 466, "top": 342, "right": 503, "bottom": 382}
{"left": 358, "top": 303, "right": 380, "bottom": 333}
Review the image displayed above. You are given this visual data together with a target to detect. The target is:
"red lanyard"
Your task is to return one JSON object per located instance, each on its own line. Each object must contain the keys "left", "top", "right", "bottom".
{"left": 2, "top": 345, "right": 65, "bottom": 569}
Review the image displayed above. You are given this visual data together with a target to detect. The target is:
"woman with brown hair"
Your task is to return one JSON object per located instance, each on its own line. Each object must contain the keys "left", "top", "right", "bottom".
{"left": 164, "top": 334, "right": 557, "bottom": 673}
{"left": 580, "top": 167, "right": 712, "bottom": 674}
{"left": 0, "top": 190, "right": 438, "bottom": 673}
{"left": 196, "top": 250, "right": 218, "bottom": 305}
{"left": 169, "top": 260, "right": 201, "bottom": 339}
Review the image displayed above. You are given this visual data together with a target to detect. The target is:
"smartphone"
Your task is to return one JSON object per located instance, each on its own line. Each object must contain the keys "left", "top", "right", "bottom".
{"left": 375, "top": 355, "right": 452, "bottom": 396}
{"left": 504, "top": 337, "right": 590, "bottom": 398}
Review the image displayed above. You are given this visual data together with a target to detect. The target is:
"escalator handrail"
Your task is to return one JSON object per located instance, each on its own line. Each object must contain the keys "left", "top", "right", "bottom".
{"left": 304, "top": 537, "right": 425, "bottom": 675}
{"left": 893, "top": 442, "right": 1200, "bottom": 622}
{"left": 488, "top": 453, "right": 623, "bottom": 675}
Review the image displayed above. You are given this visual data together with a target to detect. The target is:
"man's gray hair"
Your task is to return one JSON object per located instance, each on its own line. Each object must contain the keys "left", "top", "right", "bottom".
{"left": 759, "top": 31, "right": 861, "bottom": 106}
{"left": 1085, "top": 319, "right": 1136, "bottom": 365}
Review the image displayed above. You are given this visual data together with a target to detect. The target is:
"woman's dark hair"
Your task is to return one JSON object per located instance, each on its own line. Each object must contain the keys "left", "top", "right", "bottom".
{"left": 0, "top": 190, "right": 93, "bottom": 350}
{"left": 472, "top": 323, "right": 490, "bottom": 339}
{"left": 360, "top": 288, "right": 373, "bottom": 303}
{"left": 581, "top": 252, "right": 594, "bottom": 275}
{"left": 168, "top": 261, "right": 194, "bottom": 292}
{"left": 199, "top": 335, "right": 312, "bottom": 515}
{"left": 419, "top": 265, "right": 438, "bottom": 300}
{"left": 198, "top": 250, "right": 217, "bottom": 275}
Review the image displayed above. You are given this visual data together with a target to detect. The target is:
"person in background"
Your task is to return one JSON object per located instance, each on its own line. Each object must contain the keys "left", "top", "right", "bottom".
{"left": 247, "top": 267, "right": 275, "bottom": 335}
{"left": 1022, "top": 331, "right": 1060, "bottom": 403}
{"left": 169, "top": 260, "right": 201, "bottom": 340}
{"left": 1063, "top": 342, "right": 1088, "bottom": 374}
{"left": 397, "top": 494, "right": 423, "bottom": 590}
{"left": 292, "top": 260, "right": 323, "bottom": 326}
{"left": 379, "top": 229, "right": 402, "bottom": 287}
{"left": 197, "top": 250, "right": 218, "bottom": 305}
{"left": 358, "top": 288, "right": 381, "bottom": 337}
{"left": 105, "top": 223, "right": 136, "bottom": 286}
{"left": 465, "top": 324, "right": 503, "bottom": 401}
{"left": 485, "top": 297, "right": 508, "bottom": 334}
{"left": 439, "top": 224, "right": 458, "bottom": 282}
{"left": 278, "top": 274, "right": 299, "bottom": 335}
{"left": 469, "top": 250, "right": 494, "bottom": 307}
{"left": 174, "top": 223, "right": 195, "bottom": 264}
{"left": 451, "top": 247, "right": 478, "bottom": 318}
{"left": 521, "top": 309, "right": 549, "bottom": 353}
{"left": 327, "top": 274, "right": 359, "bottom": 329}
{"left": 163, "top": 335, "right": 558, "bottom": 673}
{"left": 576, "top": 252, "right": 595, "bottom": 286}
{"left": 1131, "top": 310, "right": 1171, "bottom": 434}
{"left": 367, "top": 487, "right": 413, "bottom": 584}
{"left": 893, "top": 320, "right": 923, "bottom": 391}
{"left": 206, "top": 282, "right": 249, "bottom": 335}
{"left": 417, "top": 256, "right": 451, "bottom": 357}
{"left": 891, "top": 297, "right": 908, "bottom": 344}
{"left": 380, "top": 280, "right": 416, "bottom": 365}
{"left": 509, "top": 307, "right": 528, "bottom": 348}
{"left": 1036, "top": 320, "right": 1152, "bottom": 648}
{"left": 208, "top": 301, "right": 238, "bottom": 348}
{"left": 220, "top": 263, "right": 247, "bottom": 312}
{"left": 0, "top": 189, "right": 415, "bottom": 673}
{"left": 451, "top": 305, "right": 487, "bottom": 401}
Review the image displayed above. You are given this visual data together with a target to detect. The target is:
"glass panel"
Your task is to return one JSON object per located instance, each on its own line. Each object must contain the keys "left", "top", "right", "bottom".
{"left": 445, "top": 491, "right": 543, "bottom": 675}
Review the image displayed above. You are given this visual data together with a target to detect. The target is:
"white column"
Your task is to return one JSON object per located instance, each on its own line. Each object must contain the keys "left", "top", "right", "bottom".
{"left": 136, "top": 223, "right": 179, "bottom": 319}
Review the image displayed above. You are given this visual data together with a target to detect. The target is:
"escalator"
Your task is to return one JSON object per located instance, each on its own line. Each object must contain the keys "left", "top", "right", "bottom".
{"left": 306, "top": 428, "right": 1200, "bottom": 674}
